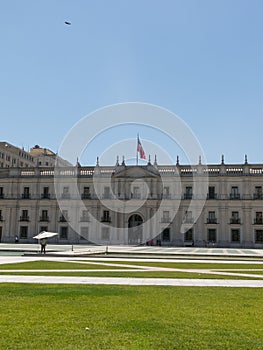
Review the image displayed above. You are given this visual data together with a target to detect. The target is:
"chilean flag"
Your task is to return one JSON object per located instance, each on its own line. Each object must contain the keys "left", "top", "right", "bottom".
{"left": 137, "top": 136, "right": 146, "bottom": 159}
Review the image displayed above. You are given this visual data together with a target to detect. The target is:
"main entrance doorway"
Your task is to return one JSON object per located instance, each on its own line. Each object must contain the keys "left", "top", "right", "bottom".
{"left": 128, "top": 214, "right": 143, "bottom": 245}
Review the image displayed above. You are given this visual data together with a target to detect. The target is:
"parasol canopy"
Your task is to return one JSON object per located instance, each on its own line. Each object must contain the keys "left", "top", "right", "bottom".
{"left": 33, "top": 231, "right": 58, "bottom": 240}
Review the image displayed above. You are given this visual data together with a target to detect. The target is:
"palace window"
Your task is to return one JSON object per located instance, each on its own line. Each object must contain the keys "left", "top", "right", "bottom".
{"left": 207, "top": 211, "right": 217, "bottom": 224}
{"left": 230, "top": 211, "right": 240, "bottom": 224}
{"left": 62, "top": 186, "right": 70, "bottom": 199}
{"left": 230, "top": 186, "right": 240, "bottom": 200}
{"left": 254, "top": 186, "right": 262, "bottom": 200}
{"left": 80, "top": 227, "right": 89, "bottom": 240}
{"left": 82, "top": 187, "right": 91, "bottom": 199}
{"left": 80, "top": 210, "right": 89, "bottom": 222}
{"left": 255, "top": 230, "right": 263, "bottom": 243}
{"left": 41, "top": 187, "right": 50, "bottom": 199}
{"left": 60, "top": 227, "right": 68, "bottom": 239}
{"left": 162, "top": 228, "right": 170, "bottom": 241}
{"left": 184, "top": 211, "right": 193, "bottom": 224}
{"left": 163, "top": 186, "right": 170, "bottom": 199}
{"left": 20, "top": 226, "right": 28, "bottom": 239}
{"left": 22, "top": 187, "right": 30, "bottom": 199}
{"left": 184, "top": 186, "right": 192, "bottom": 200}
{"left": 101, "top": 210, "right": 111, "bottom": 222}
{"left": 162, "top": 211, "right": 170, "bottom": 223}
{"left": 60, "top": 210, "right": 68, "bottom": 222}
{"left": 40, "top": 210, "right": 49, "bottom": 221}
{"left": 231, "top": 229, "right": 240, "bottom": 242}
{"left": 0, "top": 187, "right": 4, "bottom": 199}
{"left": 208, "top": 229, "right": 216, "bottom": 242}
{"left": 103, "top": 186, "right": 110, "bottom": 199}
{"left": 20, "top": 210, "right": 29, "bottom": 221}
{"left": 184, "top": 228, "right": 193, "bottom": 242}
{"left": 255, "top": 212, "right": 263, "bottom": 224}
{"left": 101, "top": 227, "right": 110, "bottom": 241}
{"left": 132, "top": 186, "right": 141, "bottom": 199}
{"left": 207, "top": 186, "right": 216, "bottom": 199}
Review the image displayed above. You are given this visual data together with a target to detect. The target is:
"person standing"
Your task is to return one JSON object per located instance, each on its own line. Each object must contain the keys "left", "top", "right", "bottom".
{"left": 40, "top": 238, "right": 47, "bottom": 254}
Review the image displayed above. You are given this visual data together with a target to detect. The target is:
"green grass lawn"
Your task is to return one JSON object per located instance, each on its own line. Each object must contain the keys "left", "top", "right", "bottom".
{"left": 0, "top": 260, "right": 128, "bottom": 270}
{"left": 2, "top": 260, "right": 263, "bottom": 271}
{"left": 106, "top": 261, "right": 263, "bottom": 269}
{"left": 1, "top": 260, "right": 263, "bottom": 349}
{"left": 0, "top": 284, "right": 263, "bottom": 350}
{"left": 0, "top": 270, "right": 253, "bottom": 279}
{"left": 218, "top": 270, "right": 263, "bottom": 275}
{"left": 1, "top": 260, "right": 263, "bottom": 279}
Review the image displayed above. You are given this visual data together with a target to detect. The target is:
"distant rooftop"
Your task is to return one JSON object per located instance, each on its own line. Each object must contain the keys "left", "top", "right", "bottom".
{"left": 30, "top": 145, "right": 56, "bottom": 156}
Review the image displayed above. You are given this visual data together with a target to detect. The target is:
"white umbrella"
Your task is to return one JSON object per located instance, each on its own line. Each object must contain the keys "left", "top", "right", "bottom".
{"left": 33, "top": 231, "right": 58, "bottom": 239}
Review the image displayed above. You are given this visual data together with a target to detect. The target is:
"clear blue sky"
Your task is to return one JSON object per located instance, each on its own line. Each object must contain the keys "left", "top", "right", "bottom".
{"left": 1, "top": 0, "right": 263, "bottom": 165}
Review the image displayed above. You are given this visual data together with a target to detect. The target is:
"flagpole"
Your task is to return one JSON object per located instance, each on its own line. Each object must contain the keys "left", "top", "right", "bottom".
{"left": 136, "top": 134, "right": 138, "bottom": 165}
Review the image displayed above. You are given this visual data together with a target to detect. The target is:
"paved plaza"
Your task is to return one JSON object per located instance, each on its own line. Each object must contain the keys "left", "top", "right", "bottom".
{"left": 1, "top": 273, "right": 263, "bottom": 287}
{"left": 1, "top": 243, "right": 263, "bottom": 258}
{"left": 0, "top": 244, "right": 263, "bottom": 287}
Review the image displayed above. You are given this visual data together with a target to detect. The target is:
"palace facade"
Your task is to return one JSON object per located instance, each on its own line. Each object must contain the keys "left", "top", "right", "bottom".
{"left": 0, "top": 157, "right": 263, "bottom": 248}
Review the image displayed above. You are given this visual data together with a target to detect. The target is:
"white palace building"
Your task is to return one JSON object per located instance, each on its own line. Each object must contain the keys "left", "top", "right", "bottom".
{"left": 0, "top": 155, "right": 263, "bottom": 248}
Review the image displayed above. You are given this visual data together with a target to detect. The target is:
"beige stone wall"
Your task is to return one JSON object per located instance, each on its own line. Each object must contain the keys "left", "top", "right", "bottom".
{"left": 0, "top": 163, "right": 263, "bottom": 247}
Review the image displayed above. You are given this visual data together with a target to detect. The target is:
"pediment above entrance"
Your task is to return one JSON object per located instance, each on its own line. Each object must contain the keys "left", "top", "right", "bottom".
{"left": 112, "top": 165, "right": 160, "bottom": 179}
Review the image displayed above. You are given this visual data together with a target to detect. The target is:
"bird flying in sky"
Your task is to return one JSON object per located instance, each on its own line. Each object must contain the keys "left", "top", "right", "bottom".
{"left": 64, "top": 21, "right": 71, "bottom": 25}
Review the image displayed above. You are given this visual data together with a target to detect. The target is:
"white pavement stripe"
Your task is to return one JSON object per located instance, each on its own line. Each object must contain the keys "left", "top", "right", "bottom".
{"left": 1, "top": 275, "right": 263, "bottom": 287}
{"left": 2, "top": 256, "right": 263, "bottom": 265}
{"left": 1, "top": 269, "right": 263, "bottom": 278}
{"left": 0, "top": 269, "right": 145, "bottom": 272}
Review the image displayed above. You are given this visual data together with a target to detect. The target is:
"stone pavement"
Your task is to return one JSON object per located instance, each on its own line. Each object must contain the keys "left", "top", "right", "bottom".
{"left": 0, "top": 274, "right": 263, "bottom": 287}
{"left": 1, "top": 243, "right": 263, "bottom": 258}
{"left": 0, "top": 250, "right": 263, "bottom": 287}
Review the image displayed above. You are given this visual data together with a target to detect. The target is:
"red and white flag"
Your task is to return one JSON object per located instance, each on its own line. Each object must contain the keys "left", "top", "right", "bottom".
{"left": 137, "top": 136, "right": 146, "bottom": 159}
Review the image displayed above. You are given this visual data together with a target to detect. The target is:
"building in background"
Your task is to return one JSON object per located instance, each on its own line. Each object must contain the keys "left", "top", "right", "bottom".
{"left": 29, "top": 145, "right": 72, "bottom": 167}
{"left": 0, "top": 142, "right": 35, "bottom": 168}
{"left": 0, "top": 142, "right": 71, "bottom": 168}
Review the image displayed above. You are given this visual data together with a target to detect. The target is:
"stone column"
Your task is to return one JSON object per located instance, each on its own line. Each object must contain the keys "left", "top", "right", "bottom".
{"left": 242, "top": 206, "right": 253, "bottom": 247}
